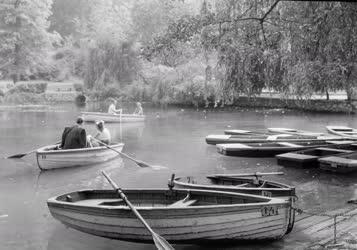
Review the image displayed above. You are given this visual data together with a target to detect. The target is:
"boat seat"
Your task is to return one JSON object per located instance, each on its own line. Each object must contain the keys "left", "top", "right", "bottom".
{"left": 278, "top": 142, "right": 302, "bottom": 147}
{"left": 168, "top": 199, "right": 197, "bottom": 208}
{"left": 235, "top": 183, "right": 250, "bottom": 187}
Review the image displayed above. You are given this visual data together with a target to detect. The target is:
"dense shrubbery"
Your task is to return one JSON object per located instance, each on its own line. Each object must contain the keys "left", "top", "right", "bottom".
{"left": 3, "top": 92, "right": 46, "bottom": 104}
{"left": 7, "top": 82, "right": 48, "bottom": 94}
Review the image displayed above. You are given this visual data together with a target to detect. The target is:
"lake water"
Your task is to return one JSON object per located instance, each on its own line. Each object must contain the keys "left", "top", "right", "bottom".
{"left": 1, "top": 103, "right": 357, "bottom": 250}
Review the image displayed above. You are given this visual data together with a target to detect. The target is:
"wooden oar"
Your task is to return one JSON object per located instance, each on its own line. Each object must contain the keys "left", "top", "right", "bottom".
{"left": 7, "top": 141, "right": 61, "bottom": 159}
{"left": 91, "top": 137, "right": 151, "bottom": 168}
{"left": 208, "top": 172, "right": 284, "bottom": 178}
{"left": 101, "top": 171, "right": 174, "bottom": 250}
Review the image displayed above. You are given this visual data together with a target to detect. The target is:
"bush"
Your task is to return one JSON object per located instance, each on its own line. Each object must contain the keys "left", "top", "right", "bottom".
{"left": 87, "top": 83, "right": 123, "bottom": 101}
{"left": 3, "top": 92, "right": 46, "bottom": 104}
{"left": 73, "top": 83, "right": 84, "bottom": 92}
{"left": 0, "top": 89, "right": 4, "bottom": 97}
{"left": 8, "top": 82, "right": 48, "bottom": 94}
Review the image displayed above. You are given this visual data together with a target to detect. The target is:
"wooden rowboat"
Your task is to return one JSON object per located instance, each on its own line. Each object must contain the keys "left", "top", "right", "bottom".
{"left": 276, "top": 147, "right": 355, "bottom": 169}
{"left": 267, "top": 128, "right": 324, "bottom": 137}
{"left": 81, "top": 112, "right": 145, "bottom": 123}
{"left": 319, "top": 151, "right": 357, "bottom": 174}
{"left": 326, "top": 126, "right": 357, "bottom": 138}
{"left": 171, "top": 175, "right": 295, "bottom": 199}
{"left": 224, "top": 129, "right": 273, "bottom": 135}
{"left": 47, "top": 188, "right": 295, "bottom": 243}
{"left": 216, "top": 140, "right": 355, "bottom": 157}
{"left": 36, "top": 143, "right": 124, "bottom": 170}
{"left": 205, "top": 134, "right": 338, "bottom": 145}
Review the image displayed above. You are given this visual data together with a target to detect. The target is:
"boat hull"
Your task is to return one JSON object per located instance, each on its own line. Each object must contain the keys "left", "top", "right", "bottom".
{"left": 326, "top": 126, "right": 357, "bottom": 138}
{"left": 81, "top": 112, "right": 145, "bottom": 123}
{"left": 319, "top": 152, "right": 357, "bottom": 174}
{"left": 47, "top": 189, "right": 293, "bottom": 243}
{"left": 276, "top": 147, "right": 354, "bottom": 169}
{"left": 36, "top": 143, "right": 124, "bottom": 170}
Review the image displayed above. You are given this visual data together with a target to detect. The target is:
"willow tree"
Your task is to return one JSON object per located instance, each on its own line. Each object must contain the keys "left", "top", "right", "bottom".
{"left": 0, "top": 0, "right": 58, "bottom": 83}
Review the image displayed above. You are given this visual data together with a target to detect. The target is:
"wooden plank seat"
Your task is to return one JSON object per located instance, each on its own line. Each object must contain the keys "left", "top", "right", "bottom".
{"left": 168, "top": 199, "right": 197, "bottom": 208}
{"left": 278, "top": 142, "right": 302, "bottom": 147}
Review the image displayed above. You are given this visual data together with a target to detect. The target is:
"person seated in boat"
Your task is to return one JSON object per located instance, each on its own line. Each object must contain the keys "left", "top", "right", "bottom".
{"left": 87, "top": 120, "right": 111, "bottom": 147}
{"left": 133, "top": 102, "right": 143, "bottom": 116}
{"left": 60, "top": 117, "right": 87, "bottom": 149}
{"left": 108, "top": 99, "right": 122, "bottom": 115}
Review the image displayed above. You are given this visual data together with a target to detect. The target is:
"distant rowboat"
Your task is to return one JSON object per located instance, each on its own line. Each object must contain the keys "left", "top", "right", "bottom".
{"left": 47, "top": 188, "right": 295, "bottom": 243}
{"left": 326, "top": 126, "right": 357, "bottom": 138}
{"left": 36, "top": 143, "right": 124, "bottom": 170}
{"left": 81, "top": 112, "right": 145, "bottom": 123}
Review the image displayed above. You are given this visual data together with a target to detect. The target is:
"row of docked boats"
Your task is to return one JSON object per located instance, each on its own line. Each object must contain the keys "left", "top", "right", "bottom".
{"left": 47, "top": 172, "right": 296, "bottom": 244}
{"left": 207, "top": 126, "right": 357, "bottom": 173}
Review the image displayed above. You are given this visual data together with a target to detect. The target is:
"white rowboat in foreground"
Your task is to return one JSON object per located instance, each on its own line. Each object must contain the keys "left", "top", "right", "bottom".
{"left": 36, "top": 143, "right": 124, "bottom": 170}
{"left": 47, "top": 188, "right": 295, "bottom": 243}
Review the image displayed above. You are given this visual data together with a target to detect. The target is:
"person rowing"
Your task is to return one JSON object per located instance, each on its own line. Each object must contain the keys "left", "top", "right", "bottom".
{"left": 60, "top": 117, "right": 87, "bottom": 149}
{"left": 133, "top": 102, "right": 143, "bottom": 115}
{"left": 87, "top": 120, "right": 111, "bottom": 147}
{"left": 108, "top": 98, "right": 122, "bottom": 115}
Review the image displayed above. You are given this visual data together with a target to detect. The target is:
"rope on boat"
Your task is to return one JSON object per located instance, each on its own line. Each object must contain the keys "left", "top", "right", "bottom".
{"left": 292, "top": 206, "right": 357, "bottom": 245}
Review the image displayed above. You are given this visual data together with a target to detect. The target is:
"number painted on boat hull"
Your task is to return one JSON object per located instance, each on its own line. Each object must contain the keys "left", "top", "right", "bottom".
{"left": 261, "top": 206, "right": 278, "bottom": 217}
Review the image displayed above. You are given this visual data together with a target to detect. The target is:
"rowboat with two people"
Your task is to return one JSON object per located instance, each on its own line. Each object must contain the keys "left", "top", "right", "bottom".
{"left": 82, "top": 99, "right": 145, "bottom": 123}
{"left": 47, "top": 186, "right": 295, "bottom": 243}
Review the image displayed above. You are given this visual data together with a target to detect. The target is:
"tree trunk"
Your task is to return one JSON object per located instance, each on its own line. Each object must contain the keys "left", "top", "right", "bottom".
{"left": 13, "top": 0, "right": 21, "bottom": 84}
{"left": 325, "top": 89, "right": 329, "bottom": 100}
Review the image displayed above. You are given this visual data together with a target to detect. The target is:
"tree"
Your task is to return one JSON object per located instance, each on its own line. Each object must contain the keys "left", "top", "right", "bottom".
{"left": 0, "top": 0, "right": 59, "bottom": 83}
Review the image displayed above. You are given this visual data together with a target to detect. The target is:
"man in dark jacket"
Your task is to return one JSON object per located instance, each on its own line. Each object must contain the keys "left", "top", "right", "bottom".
{"left": 60, "top": 117, "right": 87, "bottom": 149}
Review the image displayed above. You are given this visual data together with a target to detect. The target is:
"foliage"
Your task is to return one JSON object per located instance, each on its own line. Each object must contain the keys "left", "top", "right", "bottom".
{"left": 3, "top": 92, "right": 46, "bottom": 104}
{"left": 73, "top": 83, "right": 84, "bottom": 92}
{"left": 0, "top": 0, "right": 60, "bottom": 82}
{"left": 7, "top": 82, "right": 48, "bottom": 94}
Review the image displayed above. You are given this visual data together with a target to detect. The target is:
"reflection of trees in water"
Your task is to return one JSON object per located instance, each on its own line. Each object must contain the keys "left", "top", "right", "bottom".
{"left": 107, "top": 123, "right": 145, "bottom": 142}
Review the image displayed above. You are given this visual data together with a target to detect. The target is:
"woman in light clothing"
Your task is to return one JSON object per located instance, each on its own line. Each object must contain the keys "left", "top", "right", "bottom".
{"left": 133, "top": 102, "right": 143, "bottom": 115}
{"left": 88, "top": 120, "right": 111, "bottom": 146}
{"left": 108, "top": 99, "right": 122, "bottom": 115}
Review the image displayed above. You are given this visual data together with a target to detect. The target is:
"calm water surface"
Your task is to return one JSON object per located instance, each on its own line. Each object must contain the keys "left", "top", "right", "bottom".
{"left": 1, "top": 103, "right": 357, "bottom": 250}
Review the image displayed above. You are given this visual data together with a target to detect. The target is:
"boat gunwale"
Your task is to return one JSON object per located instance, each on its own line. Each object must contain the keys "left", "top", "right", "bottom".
{"left": 36, "top": 143, "right": 124, "bottom": 155}
{"left": 81, "top": 111, "right": 145, "bottom": 119}
{"left": 47, "top": 188, "right": 291, "bottom": 211}
{"left": 173, "top": 176, "right": 294, "bottom": 191}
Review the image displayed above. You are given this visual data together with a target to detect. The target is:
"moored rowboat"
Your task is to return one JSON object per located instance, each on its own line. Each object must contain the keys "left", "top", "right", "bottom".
{"left": 326, "top": 126, "right": 357, "bottom": 138}
{"left": 81, "top": 112, "right": 145, "bottom": 123}
{"left": 224, "top": 129, "right": 273, "bottom": 135}
{"left": 47, "top": 188, "right": 295, "bottom": 243}
{"left": 36, "top": 143, "right": 124, "bottom": 170}
{"left": 205, "top": 134, "right": 337, "bottom": 145}
{"left": 267, "top": 128, "right": 324, "bottom": 137}
{"left": 319, "top": 151, "right": 357, "bottom": 174}
{"left": 172, "top": 175, "right": 295, "bottom": 199}
{"left": 276, "top": 147, "right": 355, "bottom": 169}
{"left": 217, "top": 140, "right": 356, "bottom": 157}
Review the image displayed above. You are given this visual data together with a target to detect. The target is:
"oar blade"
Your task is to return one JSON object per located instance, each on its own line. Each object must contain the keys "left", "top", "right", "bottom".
{"left": 7, "top": 153, "right": 27, "bottom": 159}
{"left": 153, "top": 232, "right": 175, "bottom": 250}
{"left": 136, "top": 160, "right": 151, "bottom": 168}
